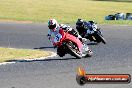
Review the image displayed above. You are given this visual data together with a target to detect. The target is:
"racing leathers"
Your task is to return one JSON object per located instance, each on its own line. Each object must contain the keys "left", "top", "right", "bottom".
{"left": 76, "top": 21, "right": 98, "bottom": 37}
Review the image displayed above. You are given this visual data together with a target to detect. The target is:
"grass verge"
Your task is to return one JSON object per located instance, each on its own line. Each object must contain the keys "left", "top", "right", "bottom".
{"left": 0, "top": 0, "right": 131, "bottom": 25}
{"left": 0, "top": 47, "right": 53, "bottom": 63}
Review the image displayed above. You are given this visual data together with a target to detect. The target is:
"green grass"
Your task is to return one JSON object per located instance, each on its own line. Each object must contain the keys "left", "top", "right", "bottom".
{"left": 0, "top": 47, "right": 52, "bottom": 62}
{"left": 0, "top": 0, "right": 131, "bottom": 25}
{"left": 94, "top": 0, "right": 132, "bottom": 2}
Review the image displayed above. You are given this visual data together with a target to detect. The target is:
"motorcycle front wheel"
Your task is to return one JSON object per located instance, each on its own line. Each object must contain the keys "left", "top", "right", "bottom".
{"left": 96, "top": 31, "right": 106, "bottom": 44}
{"left": 66, "top": 41, "right": 82, "bottom": 59}
{"left": 98, "top": 34, "right": 106, "bottom": 44}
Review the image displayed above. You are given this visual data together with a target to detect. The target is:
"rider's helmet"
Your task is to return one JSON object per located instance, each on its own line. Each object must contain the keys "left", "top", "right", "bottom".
{"left": 48, "top": 19, "right": 58, "bottom": 31}
{"left": 76, "top": 19, "right": 84, "bottom": 27}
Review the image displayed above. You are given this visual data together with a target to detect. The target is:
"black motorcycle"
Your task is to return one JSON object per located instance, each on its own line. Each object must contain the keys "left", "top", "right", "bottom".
{"left": 84, "top": 28, "right": 106, "bottom": 44}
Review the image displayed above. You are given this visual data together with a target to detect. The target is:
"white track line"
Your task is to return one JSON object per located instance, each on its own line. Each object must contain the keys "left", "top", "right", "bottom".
{"left": 0, "top": 62, "right": 16, "bottom": 65}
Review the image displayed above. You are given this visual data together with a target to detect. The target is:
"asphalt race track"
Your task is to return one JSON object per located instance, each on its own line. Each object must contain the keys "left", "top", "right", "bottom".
{"left": 0, "top": 22, "right": 132, "bottom": 88}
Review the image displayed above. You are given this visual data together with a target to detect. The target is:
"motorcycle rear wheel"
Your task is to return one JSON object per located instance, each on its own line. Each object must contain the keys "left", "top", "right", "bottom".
{"left": 57, "top": 47, "right": 66, "bottom": 57}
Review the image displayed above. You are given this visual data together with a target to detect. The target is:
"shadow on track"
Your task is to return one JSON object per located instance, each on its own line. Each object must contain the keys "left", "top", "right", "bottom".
{"left": 87, "top": 42, "right": 98, "bottom": 45}
{"left": 34, "top": 46, "right": 54, "bottom": 49}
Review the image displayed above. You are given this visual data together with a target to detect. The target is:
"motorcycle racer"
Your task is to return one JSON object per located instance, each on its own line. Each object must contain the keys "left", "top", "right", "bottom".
{"left": 76, "top": 19, "right": 106, "bottom": 44}
{"left": 47, "top": 19, "right": 86, "bottom": 46}
{"left": 76, "top": 19, "right": 98, "bottom": 37}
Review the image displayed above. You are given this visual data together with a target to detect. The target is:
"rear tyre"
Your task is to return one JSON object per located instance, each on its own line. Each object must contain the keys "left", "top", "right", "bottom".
{"left": 57, "top": 47, "right": 65, "bottom": 57}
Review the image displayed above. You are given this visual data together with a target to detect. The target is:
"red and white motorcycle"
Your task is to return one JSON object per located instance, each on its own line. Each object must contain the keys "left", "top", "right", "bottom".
{"left": 49, "top": 29, "right": 93, "bottom": 59}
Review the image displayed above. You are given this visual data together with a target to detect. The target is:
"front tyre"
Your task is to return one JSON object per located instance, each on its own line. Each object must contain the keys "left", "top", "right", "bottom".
{"left": 66, "top": 42, "right": 82, "bottom": 59}
{"left": 96, "top": 32, "right": 106, "bottom": 44}
{"left": 99, "top": 35, "right": 106, "bottom": 44}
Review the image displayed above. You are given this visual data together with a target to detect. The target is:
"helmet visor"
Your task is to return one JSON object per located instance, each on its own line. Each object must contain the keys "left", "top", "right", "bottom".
{"left": 48, "top": 24, "right": 56, "bottom": 29}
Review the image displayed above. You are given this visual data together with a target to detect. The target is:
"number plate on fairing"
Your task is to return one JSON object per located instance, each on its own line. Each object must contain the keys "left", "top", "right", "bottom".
{"left": 53, "top": 33, "right": 62, "bottom": 43}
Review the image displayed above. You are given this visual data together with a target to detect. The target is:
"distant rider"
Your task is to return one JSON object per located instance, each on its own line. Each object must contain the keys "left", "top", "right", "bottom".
{"left": 47, "top": 19, "right": 86, "bottom": 46}
{"left": 76, "top": 19, "right": 98, "bottom": 37}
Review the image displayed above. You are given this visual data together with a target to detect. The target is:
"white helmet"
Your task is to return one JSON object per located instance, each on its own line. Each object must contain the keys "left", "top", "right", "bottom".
{"left": 48, "top": 19, "right": 58, "bottom": 31}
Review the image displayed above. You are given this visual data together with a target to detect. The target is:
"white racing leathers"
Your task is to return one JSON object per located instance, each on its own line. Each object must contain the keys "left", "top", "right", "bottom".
{"left": 47, "top": 25, "right": 63, "bottom": 46}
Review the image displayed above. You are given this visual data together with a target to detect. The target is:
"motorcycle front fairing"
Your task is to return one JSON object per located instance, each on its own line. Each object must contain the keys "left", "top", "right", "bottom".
{"left": 50, "top": 29, "right": 83, "bottom": 52}
{"left": 64, "top": 32, "right": 83, "bottom": 52}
